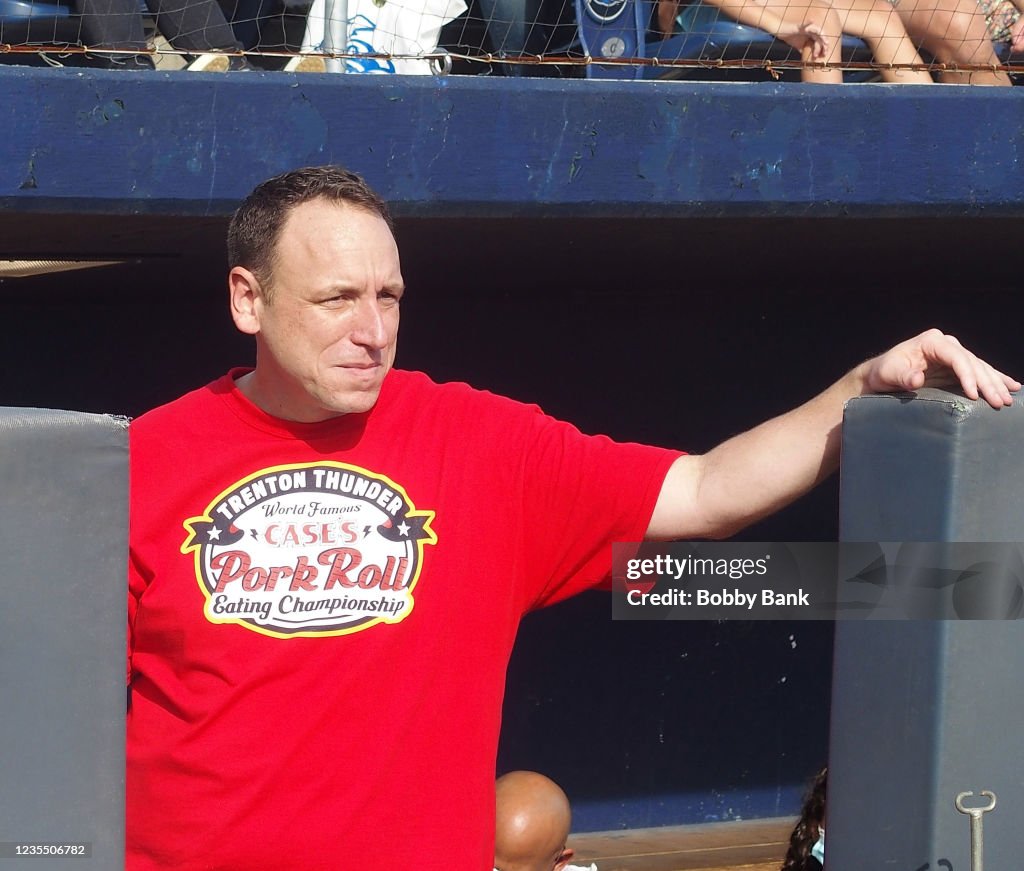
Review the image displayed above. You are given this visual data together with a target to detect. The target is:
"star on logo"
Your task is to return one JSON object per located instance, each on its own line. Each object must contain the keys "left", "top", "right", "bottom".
{"left": 207, "top": 525, "right": 222, "bottom": 542}
{"left": 397, "top": 521, "right": 410, "bottom": 537}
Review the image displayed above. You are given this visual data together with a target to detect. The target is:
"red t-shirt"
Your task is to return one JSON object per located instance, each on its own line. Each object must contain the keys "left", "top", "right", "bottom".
{"left": 127, "top": 369, "right": 679, "bottom": 870}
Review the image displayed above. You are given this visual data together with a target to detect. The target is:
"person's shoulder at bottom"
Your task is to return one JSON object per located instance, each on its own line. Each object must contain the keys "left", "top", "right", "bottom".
{"left": 492, "top": 865, "right": 597, "bottom": 871}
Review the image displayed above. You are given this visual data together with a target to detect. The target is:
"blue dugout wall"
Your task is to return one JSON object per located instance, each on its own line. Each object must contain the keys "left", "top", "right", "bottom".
{"left": 3, "top": 72, "right": 1024, "bottom": 216}
{"left": 2, "top": 67, "right": 1023, "bottom": 832}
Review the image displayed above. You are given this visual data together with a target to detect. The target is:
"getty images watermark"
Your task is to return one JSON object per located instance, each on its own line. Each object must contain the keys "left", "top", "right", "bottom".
{"left": 611, "top": 542, "right": 1024, "bottom": 620}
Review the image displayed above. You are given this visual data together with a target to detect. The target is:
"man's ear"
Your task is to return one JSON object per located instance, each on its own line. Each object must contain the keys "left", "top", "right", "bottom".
{"left": 554, "top": 847, "right": 575, "bottom": 870}
{"left": 229, "top": 267, "right": 263, "bottom": 336}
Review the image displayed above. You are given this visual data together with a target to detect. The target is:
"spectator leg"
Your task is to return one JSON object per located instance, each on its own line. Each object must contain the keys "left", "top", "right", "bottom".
{"left": 144, "top": 0, "right": 242, "bottom": 51}
{"left": 477, "top": 0, "right": 530, "bottom": 72}
{"left": 895, "top": 0, "right": 1010, "bottom": 82}
{"left": 73, "top": 0, "right": 147, "bottom": 49}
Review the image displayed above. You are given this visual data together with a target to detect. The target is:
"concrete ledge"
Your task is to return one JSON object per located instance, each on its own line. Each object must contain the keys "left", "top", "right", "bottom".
{"left": 2, "top": 68, "right": 1024, "bottom": 218}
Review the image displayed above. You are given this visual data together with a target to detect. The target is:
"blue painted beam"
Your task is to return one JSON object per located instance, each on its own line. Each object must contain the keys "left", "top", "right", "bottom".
{"left": 1, "top": 67, "right": 1023, "bottom": 218}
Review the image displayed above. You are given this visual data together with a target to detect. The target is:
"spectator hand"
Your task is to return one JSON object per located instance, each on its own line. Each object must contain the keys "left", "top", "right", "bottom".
{"left": 798, "top": 21, "right": 830, "bottom": 60}
{"left": 858, "top": 328, "right": 1020, "bottom": 409}
{"left": 1010, "top": 16, "right": 1024, "bottom": 54}
{"left": 776, "top": 15, "right": 831, "bottom": 60}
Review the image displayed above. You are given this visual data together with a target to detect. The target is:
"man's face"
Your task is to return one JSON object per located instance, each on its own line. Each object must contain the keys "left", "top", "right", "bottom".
{"left": 233, "top": 198, "right": 404, "bottom": 422}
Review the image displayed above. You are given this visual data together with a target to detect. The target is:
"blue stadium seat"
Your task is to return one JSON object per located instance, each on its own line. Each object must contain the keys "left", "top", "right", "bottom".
{"left": 0, "top": 0, "right": 69, "bottom": 19}
{"left": 0, "top": 0, "right": 151, "bottom": 50}
{"left": 0, "top": 0, "right": 79, "bottom": 47}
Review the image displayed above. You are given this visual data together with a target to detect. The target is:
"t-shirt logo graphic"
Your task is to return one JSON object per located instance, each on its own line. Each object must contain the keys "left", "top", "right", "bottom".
{"left": 181, "top": 462, "right": 436, "bottom": 638}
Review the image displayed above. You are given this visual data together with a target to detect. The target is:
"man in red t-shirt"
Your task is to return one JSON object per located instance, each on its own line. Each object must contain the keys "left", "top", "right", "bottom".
{"left": 126, "top": 165, "right": 1019, "bottom": 871}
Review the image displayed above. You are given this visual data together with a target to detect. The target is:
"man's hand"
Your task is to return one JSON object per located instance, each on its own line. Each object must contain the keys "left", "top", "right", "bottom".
{"left": 856, "top": 328, "right": 1019, "bottom": 409}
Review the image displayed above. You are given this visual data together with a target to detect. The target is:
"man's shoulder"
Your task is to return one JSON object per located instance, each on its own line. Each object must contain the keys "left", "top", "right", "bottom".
{"left": 130, "top": 372, "right": 234, "bottom": 434}
{"left": 386, "top": 369, "right": 543, "bottom": 418}
{"left": 382, "top": 370, "right": 558, "bottom": 441}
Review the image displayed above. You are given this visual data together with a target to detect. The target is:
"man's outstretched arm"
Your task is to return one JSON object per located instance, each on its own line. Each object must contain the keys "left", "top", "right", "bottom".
{"left": 646, "top": 329, "right": 1020, "bottom": 541}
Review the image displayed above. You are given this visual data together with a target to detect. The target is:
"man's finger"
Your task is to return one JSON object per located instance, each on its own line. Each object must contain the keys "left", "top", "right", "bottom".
{"left": 979, "top": 365, "right": 1017, "bottom": 407}
{"left": 944, "top": 348, "right": 980, "bottom": 401}
{"left": 939, "top": 338, "right": 1017, "bottom": 408}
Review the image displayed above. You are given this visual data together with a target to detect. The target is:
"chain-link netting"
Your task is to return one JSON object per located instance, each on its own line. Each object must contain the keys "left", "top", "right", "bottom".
{"left": 0, "top": 0, "right": 1021, "bottom": 81}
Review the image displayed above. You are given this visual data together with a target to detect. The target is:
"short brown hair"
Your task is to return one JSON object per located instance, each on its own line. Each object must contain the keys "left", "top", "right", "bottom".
{"left": 227, "top": 166, "right": 393, "bottom": 300}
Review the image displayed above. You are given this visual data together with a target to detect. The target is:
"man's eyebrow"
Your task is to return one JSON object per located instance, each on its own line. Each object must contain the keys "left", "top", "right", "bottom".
{"left": 315, "top": 280, "right": 402, "bottom": 292}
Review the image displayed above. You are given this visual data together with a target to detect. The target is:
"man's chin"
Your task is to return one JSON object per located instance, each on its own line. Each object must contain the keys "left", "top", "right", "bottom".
{"left": 323, "top": 386, "right": 383, "bottom": 417}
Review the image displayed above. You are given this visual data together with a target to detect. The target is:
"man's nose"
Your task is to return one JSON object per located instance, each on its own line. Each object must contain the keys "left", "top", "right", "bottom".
{"left": 351, "top": 298, "right": 389, "bottom": 349}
